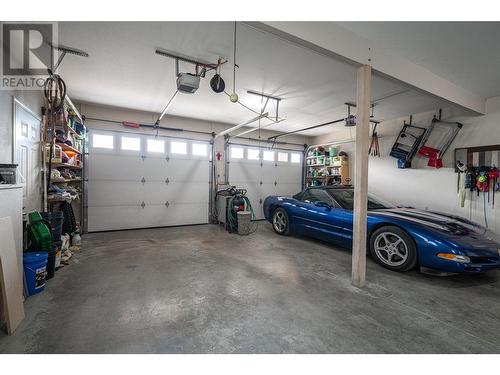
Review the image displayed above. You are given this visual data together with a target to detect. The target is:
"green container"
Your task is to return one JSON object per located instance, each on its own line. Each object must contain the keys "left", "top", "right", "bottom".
{"left": 27, "top": 212, "right": 52, "bottom": 252}
{"left": 329, "top": 146, "right": 337, "bottom": 157}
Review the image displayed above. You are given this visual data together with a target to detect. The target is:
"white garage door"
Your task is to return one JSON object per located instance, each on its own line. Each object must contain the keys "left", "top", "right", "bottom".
{"left": 227, "top": 144, "right": 303, "bottom": 219}
{"left": 87, "top": 130, "right": 211, "bottom": 232}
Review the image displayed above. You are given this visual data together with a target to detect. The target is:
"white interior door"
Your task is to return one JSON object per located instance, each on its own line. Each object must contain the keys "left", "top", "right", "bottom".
{"left": 227, "top": 145, "right": 303, "bottom": 219}
{"left": 13, "top": 98, "right": 41, "bottom": 213}
{"left": 87, "top": 130, "right": 211, "bottom": 232}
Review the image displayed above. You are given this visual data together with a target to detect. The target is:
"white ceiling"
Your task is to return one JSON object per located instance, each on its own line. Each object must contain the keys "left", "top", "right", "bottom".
{"left": 58, "top": 22, "right": 455, "bottom": 136}
{"left": 338, "top": 22, "right": 500, "bottom": 99}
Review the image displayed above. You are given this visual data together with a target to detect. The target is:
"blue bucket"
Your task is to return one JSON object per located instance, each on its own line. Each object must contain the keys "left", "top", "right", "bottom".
{"left": 24, "top": 252, "right": 48, "bottom": 296}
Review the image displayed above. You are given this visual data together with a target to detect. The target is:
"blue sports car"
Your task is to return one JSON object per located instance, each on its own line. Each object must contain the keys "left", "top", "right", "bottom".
{"left": 263, "top": 186, "right": 500, "bottom": 274}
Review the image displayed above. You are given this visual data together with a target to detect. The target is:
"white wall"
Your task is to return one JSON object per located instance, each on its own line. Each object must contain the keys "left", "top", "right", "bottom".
{"left": 313, "top": 97, "right": 500, "bottom": 234}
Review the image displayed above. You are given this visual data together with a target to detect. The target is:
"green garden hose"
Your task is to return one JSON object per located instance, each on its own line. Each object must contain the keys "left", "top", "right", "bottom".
{"left": 227, "top": 195, "right": 257, "bottom": 234}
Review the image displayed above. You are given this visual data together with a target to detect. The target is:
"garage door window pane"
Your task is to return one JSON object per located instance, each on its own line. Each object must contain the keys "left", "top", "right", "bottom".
{"left": 263, "top": 150, "right": 275, "bottom": 161}
{"left": 171, "top": 141, "right": 187, "bottom": 154}
{"left": 247, "top": 149, "right": 260, "bottom": 160}
{"left": 192, "top": 143, "right": 208, "bottom": 156}
{"left": 121, "top": 136, "right": 141, "bottom": 151}
{"left": 147, "top": 139, "right": 164, "bottom": 153}
{"left": 93, "top": 134, "right": 113, "bottom": 149}
{"left": 291, "top": 153, "right": 301, "bottom": 163}
{"left": 278, "top": 152, "right": 289, "bottom": 162}
{"left": 231, "top": 147, "right": 244, "bottom": 159}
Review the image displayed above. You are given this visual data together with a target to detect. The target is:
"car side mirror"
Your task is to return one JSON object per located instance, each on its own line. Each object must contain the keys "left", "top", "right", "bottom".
{"left": 314, "top": 201, "right": 331, "bottom": 210}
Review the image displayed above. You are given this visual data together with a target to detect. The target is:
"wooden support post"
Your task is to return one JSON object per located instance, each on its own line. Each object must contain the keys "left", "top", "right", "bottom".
{"left": 352, "top": 65, "right": 371, "bottom": 288}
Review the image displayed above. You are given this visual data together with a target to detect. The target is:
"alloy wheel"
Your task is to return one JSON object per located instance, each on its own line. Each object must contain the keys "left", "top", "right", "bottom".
{"left": 273, "top": 211, "right": 287, "bottom": 233}
{"left": 374, "top": 232, "right": 408, "bottom": 267}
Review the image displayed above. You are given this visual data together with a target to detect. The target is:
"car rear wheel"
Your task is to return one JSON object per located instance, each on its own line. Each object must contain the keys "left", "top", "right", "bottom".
{"left": 369, "top": 226, "right": 417, "bottom": 272}
{"left": 272, "top": 208, "right": 290, "bottom": 235}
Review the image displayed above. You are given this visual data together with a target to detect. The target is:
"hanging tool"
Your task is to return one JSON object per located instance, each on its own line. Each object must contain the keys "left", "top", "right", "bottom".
{"left": 210, "top": 58, "right": 226, "bottom": 93}
{"left": 456, "top": 161, "right": 467, "bottom": 208}
{"left": 476, "top": 169, "right": 489, "bottom": 227}
{"left": 48, "top": 43, "right": 89, "bottom": 75}
{"left": 488, "top": 167, "right": 499, "bottom": 207}
{"left": 389, "top": 115, "right": 427, "bottom": 169}
{"left": 417, "top": 109, "right": 462, "bottom": 168}
{"left": 369, "top": 122, "right": 380, "bottom": 157}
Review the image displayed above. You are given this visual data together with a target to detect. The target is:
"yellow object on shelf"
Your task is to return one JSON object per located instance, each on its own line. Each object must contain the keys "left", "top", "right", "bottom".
{"left": 332, "top": 156, "right": 348, "bottom": 167}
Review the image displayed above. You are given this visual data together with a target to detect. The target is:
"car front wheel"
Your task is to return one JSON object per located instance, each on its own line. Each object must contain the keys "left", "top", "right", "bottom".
{"left": 369, "top": 226, "right": 417, "bottom": 272}
{"left": 272, "top": 208, "right": 290, "bottom": 235}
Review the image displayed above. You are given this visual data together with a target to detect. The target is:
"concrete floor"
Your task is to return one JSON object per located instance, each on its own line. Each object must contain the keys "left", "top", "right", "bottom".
{"left": 1, "top": 223, "right": 500, "bottom": 353}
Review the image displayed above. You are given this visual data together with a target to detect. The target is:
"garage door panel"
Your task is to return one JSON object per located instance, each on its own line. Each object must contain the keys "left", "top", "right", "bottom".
{"left": 88, "top": 181, "right": 144, "bottom": 206}
{"left": 229, "top": 162, "right": 261, "bottom": 181}
{"left": 166, "top": 159, "right": 209, "bottom": 181}
{"left": 89, "top": 153, "right": 146, "bottom": 180}
{"left": 261, "top": 182, "right": 276, "bottom": 197}
{"left": 88, "top": 205, "right": 147, "bottom": 232}
{"left": 276, "top": 165, "right": 303, "bottom": 184}
{"left": 164, "top": 182, "right": 209, "bottom": 203}
{"left": 140, "top": 203, "right": 209, "bottom": 228}
{"left": 261, "top": 164, "right": 277, "bottom": 182}
{"left": 275, "top": 183, "right": 301, "bottom": 197}
{"left": 140, "top": 157, "right": 170, "bottom": 180}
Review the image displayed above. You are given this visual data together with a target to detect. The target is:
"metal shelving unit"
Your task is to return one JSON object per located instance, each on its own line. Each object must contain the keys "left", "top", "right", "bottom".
{"left": 304, "top": 149, "right": 350, "bottom": 188}
{"left": 43, "top": 101, "right": 86, "bottom": 234}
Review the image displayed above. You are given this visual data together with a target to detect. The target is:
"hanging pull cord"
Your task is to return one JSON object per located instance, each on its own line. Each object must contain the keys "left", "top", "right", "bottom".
{"left": 232, "top": 21, "right": 237, "bottom": 94}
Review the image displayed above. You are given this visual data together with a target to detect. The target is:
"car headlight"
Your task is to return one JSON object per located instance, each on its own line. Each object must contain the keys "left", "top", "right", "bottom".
{"left": 437, "top": 253, "right": 471, "bottom": 263}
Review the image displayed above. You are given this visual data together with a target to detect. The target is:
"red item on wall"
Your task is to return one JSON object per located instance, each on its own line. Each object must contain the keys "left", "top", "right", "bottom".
{"left": 418, "top": 146, "right": 443, "bottom": 168}
{"left": 122, "top": 121, "right": 140, "bottom": 128}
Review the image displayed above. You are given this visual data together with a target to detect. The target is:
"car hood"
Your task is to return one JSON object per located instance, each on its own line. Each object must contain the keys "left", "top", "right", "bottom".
{"left": 370, "top": 208, "right": 486, "bottom": 235}
{"left": 370, "top": 208, "right": 500, "bottom": 253}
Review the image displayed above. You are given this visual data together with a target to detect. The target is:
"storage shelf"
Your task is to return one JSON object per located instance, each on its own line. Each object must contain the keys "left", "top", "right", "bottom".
{"left": 67, "top": 126, "right": 80, "bottom": 137}
{"left": 49, "top": 162, "right": 82, "bottom": 169}
{"left": 50, "top": 178, "right": 82, "bottom": 184}
{"left": 56, "top": 143, "right": 82, "bottom": 154}
{"left": 47, "top": 197, "right": 78, "bottom": 203}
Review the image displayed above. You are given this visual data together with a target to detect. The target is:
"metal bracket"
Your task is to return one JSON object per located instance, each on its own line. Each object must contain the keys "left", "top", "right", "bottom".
{"left": 141, "top": 177, "right": 146, "bottom": 183}
{"left": 165, "top": 178, "right": 170, "bottom": 185}
{"left": 259, "top": 199, "right": 262, "bottom": 204}
{"left": 259, "top": 181, "right": 263, "bottom": 186}
{"left": 274, "top": 181, "right": 278, "bottom": 186}
{"left": 166, "top": 156, "right": 170, "bottom": 162}
{"left": 165, "top": 201, "right": 170, "bottom": 207}
{"left": 141, "top": 155, "right": 146, "bottom": 161}
{"left": 141, "top": 201, "right": 146, "bottom": 208}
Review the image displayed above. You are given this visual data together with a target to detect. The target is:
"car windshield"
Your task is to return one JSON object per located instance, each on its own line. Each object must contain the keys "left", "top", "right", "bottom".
{"left": 326, "top": 189, "right": 394, "bottom": 210}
